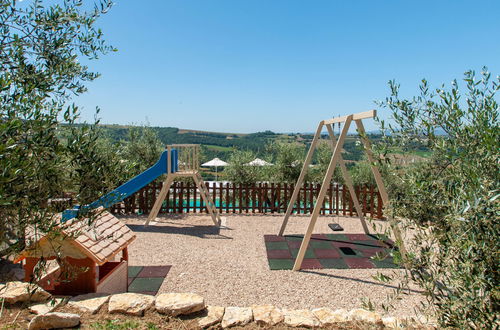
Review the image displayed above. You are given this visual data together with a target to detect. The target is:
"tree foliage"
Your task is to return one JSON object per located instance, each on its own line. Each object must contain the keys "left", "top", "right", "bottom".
{"left": 376, "top": 68, "right": 499, "bottom": 327}
{"left": 308, "top": 140, "right": 344, "bottom": 184}
{"left": 0, "top": 0, "right": 113, "bottom": 258}
{"left": 265, "top": 141, "right": 305, "bottom": 183}
{"left": 121, "top": 125, "right": 164, "bottom": 175}
{"left": 223, "top": 150, "right": 262, "bottom": 185}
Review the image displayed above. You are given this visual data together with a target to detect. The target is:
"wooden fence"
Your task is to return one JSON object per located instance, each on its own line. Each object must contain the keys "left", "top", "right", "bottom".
{"left": 110, "top": 182, "right": 384, "bottom": 219}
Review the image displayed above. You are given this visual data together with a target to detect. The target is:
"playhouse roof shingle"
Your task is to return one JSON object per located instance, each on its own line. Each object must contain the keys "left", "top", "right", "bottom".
{"left": 17, "top": 208, "right": 135, "bottom": 265}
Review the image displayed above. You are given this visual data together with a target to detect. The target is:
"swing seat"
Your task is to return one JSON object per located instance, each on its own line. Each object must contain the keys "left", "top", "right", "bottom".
{"left": 329, "top": 223, "right": 344, "bottom": 231}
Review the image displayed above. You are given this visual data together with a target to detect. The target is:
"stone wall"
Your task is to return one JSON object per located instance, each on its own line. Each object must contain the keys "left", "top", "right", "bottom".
{"left": 0, "top": 281, "right": 436, "bottom": 329}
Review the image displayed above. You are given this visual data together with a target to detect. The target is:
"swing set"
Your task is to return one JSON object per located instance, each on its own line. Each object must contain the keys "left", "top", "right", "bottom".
{"left": 278, "top": 110, "right": 405, "bottom": 271}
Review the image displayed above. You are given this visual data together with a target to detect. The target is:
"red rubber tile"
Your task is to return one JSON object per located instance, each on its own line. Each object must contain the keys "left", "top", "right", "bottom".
{"left": 314, "top": 248, "right": 341, "bottom": 259}
{"left": 264, "top": 234, "right": 287, "bottom": 242}
{"left": 287, "top": 241, "right": 304, "bottom": 249}
{"left": 360, "top": 248, "right": 386, "bottom": 258}
{"left": 346, "top": 234, "right": 371, "bottom": 241}
{"left": 267, "top": 249, "right": 293, "bottom": 259}
{"left": 331, "top": 240, "right": 356, "bottom": 248}
{"left": 300, "top": 259, "right": 323, "bottom": 269}
{"left": 344, "top": 258, "right": 374, "bottom": 269}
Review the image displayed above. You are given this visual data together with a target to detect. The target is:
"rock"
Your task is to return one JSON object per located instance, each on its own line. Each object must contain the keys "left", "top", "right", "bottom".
{"left": 28, "top": 312, "right": 80, "bottom": 330}
{"left": 108, "top": 293, "right": 154, "bottom": 316}
{"left": 412, "top": 315, "right": 438, "bottom": 329}
{"left": 221, "top": 307, "right": 253, "bottom": 328}
{"left": 283, "top": 309, "right": 320, "bottom": 328}
{"left": 155, "top": 292, "right": 205, "bottom": 316}
{"left": 348, "top": 308, "right": 382, "bottom": 324}
{"left": 0, "top": 281, "right": 51, "bottom": 304}
{"left": 68, "top": 293, "right": 110, "bottom": 314}
{"left": 312, "top": 308, "right": 347, "bottom": 325}
{"left": 252, "top": 305, "right": 284, "bottom": 325}
{"left": 382, "top": 316, "right": 405, "bottom": 328}
{"left": 198, "top": 306, "right": 225, "bottom": 328}
{"left": 29, "top": 298, "right": 65, "bottom": 315}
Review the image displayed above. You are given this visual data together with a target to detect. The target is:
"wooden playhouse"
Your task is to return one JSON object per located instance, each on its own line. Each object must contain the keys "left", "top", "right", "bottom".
{"left": 15, "top": 209, "right": 135, "bottom": 296}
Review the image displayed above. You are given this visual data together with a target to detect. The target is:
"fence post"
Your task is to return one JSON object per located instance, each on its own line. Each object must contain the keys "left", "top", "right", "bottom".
{"left": 186, "top": 181, "right": 190, "bottom": 213}
{"left": 245, "top": 184, "right": 249, "bottom": 213}
{"left": 192, "top": 181, "right": 196, "bottom": 213}
{"left": 164, "top": 182, "right": 169, "bottom": 214}
{"left": 377, "top": 190, "right": 383, "bottom": 219}
{"left": 369, "top": 185, "right": 375, "bottom": 218}
{"left": 362, "top": 186, "right": 367, "bottom": 216}
{"left": 224, "top": 182, "right": 229, "bottom": 213}
{"left": 238, "top": 184, "right": 242, "bottom": 214}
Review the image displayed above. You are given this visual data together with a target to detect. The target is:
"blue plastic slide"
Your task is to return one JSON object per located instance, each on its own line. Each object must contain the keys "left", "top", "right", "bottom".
{"left": 62, "top": 149, "right": 178, "bottom": 222}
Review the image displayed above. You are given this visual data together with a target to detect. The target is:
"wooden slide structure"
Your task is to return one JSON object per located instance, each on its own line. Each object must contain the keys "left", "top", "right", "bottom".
{"left": 278, "top": 110, "right": 406, "bottom": 271}
{"left": 145, "top": 144, "right": 222, "bottom": 226}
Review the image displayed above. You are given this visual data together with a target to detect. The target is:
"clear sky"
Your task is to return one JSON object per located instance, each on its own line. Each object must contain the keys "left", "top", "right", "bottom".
{"left": 76, "top": 0, "right": 500, "bottom": 133}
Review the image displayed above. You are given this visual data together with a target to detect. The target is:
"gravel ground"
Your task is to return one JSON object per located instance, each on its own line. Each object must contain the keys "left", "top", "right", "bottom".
{"left": 122, "top": 214, "right": 424, "bottom": 317}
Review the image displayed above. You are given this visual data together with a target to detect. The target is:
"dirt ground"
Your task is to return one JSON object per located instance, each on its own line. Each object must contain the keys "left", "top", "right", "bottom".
{"left": 122, "top": 214, "right": 424, "bottom": 318}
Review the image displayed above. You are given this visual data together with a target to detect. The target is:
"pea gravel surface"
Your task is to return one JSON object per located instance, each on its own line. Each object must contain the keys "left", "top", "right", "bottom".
{"left": 122, "top": 214, "right": 424, "bottom": 317}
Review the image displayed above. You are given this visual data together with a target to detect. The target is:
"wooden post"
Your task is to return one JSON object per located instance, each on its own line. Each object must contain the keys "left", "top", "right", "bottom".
{"left": 258, "top": 183, "right": 263, "bottom": 213}
{"left": 217, "top": 183, "right": 222, "bottom": 214}
{"left": 239, "top": 184, "right": 242, "bottom": 214}
{"left": 328, "top": 183, "right": 333, "bottom": 215}
{"left": 293, "top": 116, "right": 353, "bottom": 271}
{"left": 193, "top": 182, "right": 198, "bottom": 213}
{"left": 278, "top": 122, "right": 324, "bottom": 235}
{"left": 145, "top": 174, "right": 174, "bottom": 226}
{"left": 226, "top": 182, "right": 230, "bottom": 213}
{"left": 369, "top": 185, "right": 375, "bottom": 218}
{"left": 335, "top": 184, "right": 339, "bottom": 215}
{"left": 179, "top": 181, "right": 184, "bottom": 213}
{"left": 193, "top": 172, "right": 220, "bottom": 226}
{"left": 245, "top": 184, "right": 249, "bottom": 213}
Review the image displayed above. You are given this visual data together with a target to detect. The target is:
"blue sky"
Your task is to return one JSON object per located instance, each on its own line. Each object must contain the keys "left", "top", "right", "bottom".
{"left": 76, "top": 0, "right": 500, "bottom": 133}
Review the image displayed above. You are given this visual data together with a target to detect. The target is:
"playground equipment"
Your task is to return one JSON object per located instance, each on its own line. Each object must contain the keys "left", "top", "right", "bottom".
{"left": 16, "top": 209, "right": 135, "bottom": 295}
{"left": 62, "top": 144, "right": 221, "bottom": 227}
{"left": 145, "top": 144, "right": 221, "bottom": 226}
{"left": 16, "top": 145, "right": 219, "bottom": 295}
{"left": 278, "top": 110, "right": 406, "bottom": 271}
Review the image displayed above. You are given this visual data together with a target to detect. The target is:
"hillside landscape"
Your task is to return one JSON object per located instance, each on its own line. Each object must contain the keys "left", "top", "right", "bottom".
{"left": 91, "top": 124, "right": 388, "bottom": 163}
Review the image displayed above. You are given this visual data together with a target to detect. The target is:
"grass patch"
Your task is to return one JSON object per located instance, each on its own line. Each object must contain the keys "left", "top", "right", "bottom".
{"left": 89, "top": 320, "right": 150, "bottom": 329}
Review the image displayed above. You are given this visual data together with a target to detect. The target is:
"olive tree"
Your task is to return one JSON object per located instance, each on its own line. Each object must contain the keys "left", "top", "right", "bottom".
{"left": 375, "top": 68, "right": 499, "bottom": 328}
{"left": 0, "top": 0, "right": 114, "bottom": 258}
{"left": 121, "top": 125, "right": 164, "bottom": 175}
{"left": 224, "top": 150, "right": 262, "bottom": 185}
{"left": 265, "top": 141, "right": 305, "bottom": 183}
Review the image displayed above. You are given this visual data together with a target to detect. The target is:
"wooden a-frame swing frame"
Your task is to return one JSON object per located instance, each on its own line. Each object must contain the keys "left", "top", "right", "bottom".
{"left": 278, "top": 110, "right": 406, "bottom": 271}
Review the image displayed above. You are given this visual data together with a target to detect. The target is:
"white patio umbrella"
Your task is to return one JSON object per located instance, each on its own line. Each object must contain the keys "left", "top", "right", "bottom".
{"left": 201, "top": 158, "right": 228, "bottom": 181}
{"left": 246, "top": 158, "right": 273, "bottom": 166}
